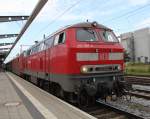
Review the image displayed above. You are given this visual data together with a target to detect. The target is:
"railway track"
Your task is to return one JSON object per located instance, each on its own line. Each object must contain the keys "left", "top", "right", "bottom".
{"left": 96, "top": 100, "right": 144, "bottom": 119}
{"left": 23, "top": 76, "right": 148, "bottom": 119}
{"left": 125, "top": 75, "right": 150, "bottom": 99}
{"left": 80, "top": 100, "right": 144, "bottom": 119}
{"left": 129, "top": 89, "right": 150, "bottom": 100}
{"left": 39, "top": 80, "right": 150, "bottom": 119}
{"left": 37, "top": 80, "right": 146, "bottom": 119}
{"left": 82, "top": 106, "right": 126, "bottom": 119}
{"left": 125, "top": 76, "right": 150, "bottom": 86}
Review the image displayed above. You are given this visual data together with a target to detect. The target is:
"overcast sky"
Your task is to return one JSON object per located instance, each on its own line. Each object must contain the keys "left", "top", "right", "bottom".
{"left": 0, "top": 0, "right": 150, "bottom": 63}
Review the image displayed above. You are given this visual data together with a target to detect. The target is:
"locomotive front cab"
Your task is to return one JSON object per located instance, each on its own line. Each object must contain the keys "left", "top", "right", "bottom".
{"left": 68, "top": 22, "right": 125, "bottom": 101}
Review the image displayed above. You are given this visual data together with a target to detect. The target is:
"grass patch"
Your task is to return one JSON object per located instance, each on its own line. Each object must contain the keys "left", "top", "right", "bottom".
{"left": 125, "top": 63, "right": 150, "bottom": 76}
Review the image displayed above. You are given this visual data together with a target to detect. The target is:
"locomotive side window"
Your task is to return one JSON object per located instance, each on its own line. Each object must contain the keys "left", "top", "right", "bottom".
{"left": 45, "top": 36, "right": 54, "bottom": 49}
{"left": 58, "top": 33, "right": 65, "bottom": 43}
{"left": 23, "top": 51, "right": 27, "bottom": 57}
{"left": 100, "top": 30, "right": 118, "bottom": 42}
{"left": 31, "top": 45, "right": 40, "bottom": 54}
{"left": 76, "top": 29, "right": 97, "bottom": 41}
{"left": 54, "top": 32, "right": 65, "bottom": 46}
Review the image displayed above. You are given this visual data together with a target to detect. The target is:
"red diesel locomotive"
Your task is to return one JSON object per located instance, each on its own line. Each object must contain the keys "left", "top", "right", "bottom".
{"left": 6, "top": 22, "right": 125, "bottom": 105}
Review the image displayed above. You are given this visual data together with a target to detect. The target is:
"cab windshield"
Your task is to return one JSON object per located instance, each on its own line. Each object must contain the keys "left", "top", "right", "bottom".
{"left": 76, "top": 28, "right": 97, "bottom": 42}
{"left": 100, "top": 30, "right": 118, "bottom": 42}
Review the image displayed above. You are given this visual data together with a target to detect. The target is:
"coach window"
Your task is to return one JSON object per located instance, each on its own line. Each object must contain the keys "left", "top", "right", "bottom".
{"left": 31, "top": 46, "right": 38, "bottom": 54}
{"left": 37, "top": 45, "right": 41, "bottom": 52}
{"left": 27, "top": 49, "right": 31, "bottom": 56}
{"left": 54, "top": 32, "right": 65, "bottom": 46}
{"left": 30, "top": 48, "right": 33, "bottom": 54}
{"left": 23, "top": 51, "right": 27, "bottom": 57}
{"left": 39, "top": 43, "right": 44, "bottom": 51}
{"left": 32, "top": 48, "right": 35, "bottom": 54}
{"left": 31, "top": 47, "right": 35, "bottom": 54}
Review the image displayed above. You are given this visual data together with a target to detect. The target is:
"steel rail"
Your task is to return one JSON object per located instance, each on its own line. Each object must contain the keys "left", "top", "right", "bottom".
{"left": 134, "top": 89, "right": 150, "bottom": 93}
{"left": 96, "top": 100, "right": 144, "bottom": 119}
{"left": 125, "top": 76, "right": 150, "bottom": 79}
{"left": 125, "top": 76, "right": 150, "bottom": 86}
{"left": 129, "top": 92, "right": 150, "bottom": 100}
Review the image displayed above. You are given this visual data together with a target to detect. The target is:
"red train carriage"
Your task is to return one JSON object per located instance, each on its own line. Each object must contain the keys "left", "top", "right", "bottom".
{"left": 7, "top": 22, "right": 125, "bottom": 105}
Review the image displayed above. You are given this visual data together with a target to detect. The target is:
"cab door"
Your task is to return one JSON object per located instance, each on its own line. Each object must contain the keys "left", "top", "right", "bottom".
{"left": 50, "top": 32, "right": 67, "bottom": 74}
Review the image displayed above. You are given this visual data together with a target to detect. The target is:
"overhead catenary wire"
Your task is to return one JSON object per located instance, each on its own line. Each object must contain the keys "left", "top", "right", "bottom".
{"left": 36, "top": 0, "right": 114, "bottom": 34}
{"left": 35, "top": 0, "right": 83, "bottom": 36}
{"left": 36, "top": 0, "right": 150, "bottom": 36}
{"left": 16, "top": 0, "right": 150, "bottom": 46}
{"left": 102, "top": 3, "right": 150, "bottom": 24}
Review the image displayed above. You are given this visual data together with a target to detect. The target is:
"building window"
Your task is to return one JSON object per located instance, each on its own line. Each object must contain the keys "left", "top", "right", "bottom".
{"left": 145, "top": 57, "right": 148, "bottom": 63}
{"left": 137, "top": 57, "right": 141, "bottom": 62}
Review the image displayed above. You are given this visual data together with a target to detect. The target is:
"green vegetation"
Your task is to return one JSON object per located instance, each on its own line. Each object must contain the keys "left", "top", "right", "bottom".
{"left": 125, "top": 62, "right": 150, "bottom": 76}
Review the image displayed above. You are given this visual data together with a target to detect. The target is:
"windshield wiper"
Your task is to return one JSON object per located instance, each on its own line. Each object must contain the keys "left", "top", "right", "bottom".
{"left": 83, "top": 28, "right": 95, "bottom": 35}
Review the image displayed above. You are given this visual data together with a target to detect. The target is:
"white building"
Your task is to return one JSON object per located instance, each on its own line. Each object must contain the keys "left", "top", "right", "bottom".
{"left": 120, "top": 27, "right": 150, "bottom": 63}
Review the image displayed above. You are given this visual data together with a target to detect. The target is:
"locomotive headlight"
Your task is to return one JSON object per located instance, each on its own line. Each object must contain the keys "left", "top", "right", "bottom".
{"left": 117, "top": 65, "right": 121, "bottom": 70}
{"left": 81, "top": 66, "right": 88, "bottom": 73}
{"left": 92, "top": 21, "right": 97, "bottom": 27}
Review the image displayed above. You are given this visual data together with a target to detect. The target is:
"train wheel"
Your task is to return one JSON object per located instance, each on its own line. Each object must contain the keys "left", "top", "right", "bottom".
{"left": 55, "top": 85, "right": 64, "bottom": 98}
{"left": 25, "top": 75, "right": 31, "bottom": 82}
{"left": 37, "top": 79, "right": 42, "bottom": 88}
{"left": 78, "top": 90, "right": 88, "bottom": 107}
{"left": 50, "top": 83, "right": 63, "bottom": 98}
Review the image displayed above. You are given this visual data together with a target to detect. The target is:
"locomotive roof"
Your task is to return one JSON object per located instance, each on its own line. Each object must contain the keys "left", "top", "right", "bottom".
{"left": 26, "top": 22, "right": 112, "bottom": 51}
{"left": 67, "top": 22, "right": 111, "bottom": 30}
